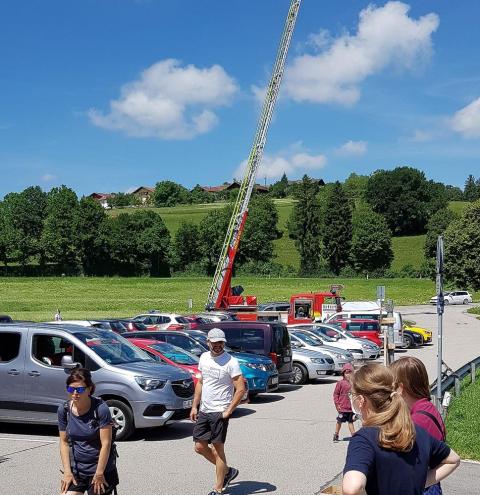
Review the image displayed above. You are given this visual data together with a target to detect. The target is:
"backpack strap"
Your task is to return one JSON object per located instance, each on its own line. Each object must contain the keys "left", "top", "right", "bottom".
{"left": 417, "top": 410, "right": 446, "bottom": 441}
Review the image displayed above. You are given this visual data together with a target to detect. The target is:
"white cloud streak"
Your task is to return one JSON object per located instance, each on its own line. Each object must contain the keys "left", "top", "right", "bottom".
{"left": 89, "top": 59, "right": 238, "bottom": 140}
{"left": 41, "top": 174, "right": 56, "bottom": 182}
{"left": 335, "top": 140, "right": 368, "bottom": 156}
{"left": 283, "top": 1, "right": 439, "bottom": 105}
{"left": 450, "top": 97, "right": 480, "bottom": 138}
{"left": 234, "top": 146, "right": 327, "bottom": 181}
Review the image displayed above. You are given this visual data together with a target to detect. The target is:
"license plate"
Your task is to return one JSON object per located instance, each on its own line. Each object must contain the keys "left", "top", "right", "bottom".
{"left": 317, "top": 370, "right": 327, "bottom": 375}
{"left": 183, "top": 399, "right": 193, "bottom": 408}
{"left": 283, "top": 356, "right": 290, "bottom": 362}
{"left": 271, "top": 376, "right": 279, "bottom": 385}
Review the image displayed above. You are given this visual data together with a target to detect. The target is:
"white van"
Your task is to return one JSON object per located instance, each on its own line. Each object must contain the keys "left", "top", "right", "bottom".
{"left": 324, "top": 301, "right": 404, "bottom": 346}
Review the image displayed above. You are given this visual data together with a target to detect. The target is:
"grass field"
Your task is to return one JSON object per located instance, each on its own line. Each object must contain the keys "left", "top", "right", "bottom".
{"left": 0, "top": 276, "right": 440, "bottom": 322}
{"left": 108, "top": 200, "right": 467, "bottom": 272}
{"left": 446, "top": 371, "right": 480, "bottom": 461}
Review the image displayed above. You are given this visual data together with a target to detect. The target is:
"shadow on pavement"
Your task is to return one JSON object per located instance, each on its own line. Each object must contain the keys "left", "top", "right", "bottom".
{"left": 309, "top": 378, "right": 338, "bottom": 385}
{"left": 225, "top": 480, "right": 277, "bottom": 494}
{"left": 278, "top": 384, "right": 302, "bottom": 393}
{"left": 0, "top": 423, "right": 58, "bottom": 438}
{"left": 248, "top": 394, "right": 284, "bottom": 404}
{"left": 137, "top": 421, "right": 194, "bottom": 442}
{"left": 232, "top": 408, "right": 256, "bottom": 418}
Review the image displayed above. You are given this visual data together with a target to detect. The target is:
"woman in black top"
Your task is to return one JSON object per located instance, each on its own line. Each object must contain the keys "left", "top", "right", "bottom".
{"left": 342, "top": 364, "right": 459, "bottom": 495}
{"left": 58, "top": 368, "right": 119, "bottom": 495}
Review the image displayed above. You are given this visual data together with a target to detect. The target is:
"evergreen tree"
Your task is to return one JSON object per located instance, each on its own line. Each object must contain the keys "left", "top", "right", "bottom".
{"left": 323, "top": 181, "right": 353, "bottom": 274}
{"left": 464, "top": 175, "right": 479, "bottom": 201}
{"left": 350, "top": 203, "right": 393, "bottom": 274}
{"left": 287, "top": 175, "right": 322, "bottom": 275}
{"left": 269, "top": 173, "right": 289, "bottom": 198}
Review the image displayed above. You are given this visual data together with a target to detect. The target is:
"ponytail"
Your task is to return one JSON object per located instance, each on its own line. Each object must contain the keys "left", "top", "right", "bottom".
{"left": 353, "top": 364, "right": 415, "bottom": 452}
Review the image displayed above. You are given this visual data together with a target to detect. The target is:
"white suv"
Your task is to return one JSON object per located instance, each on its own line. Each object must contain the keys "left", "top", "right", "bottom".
{"left": 430, "top": 291, "right": 473, "bottom": 305}
{"left": 132, "top": 313, "right": 187, "bottom": 330}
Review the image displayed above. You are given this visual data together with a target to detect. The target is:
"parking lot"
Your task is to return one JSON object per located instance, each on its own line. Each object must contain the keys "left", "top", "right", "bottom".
{"left": 1, "top": 304, "right": 479, "bottom": 495}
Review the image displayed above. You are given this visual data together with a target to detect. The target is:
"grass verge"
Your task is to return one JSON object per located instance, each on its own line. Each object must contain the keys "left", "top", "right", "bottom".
{"left": 446, "top": 372, "right": 480, "bottom": 461}
{"left": 0, "top": 276, "right": 438, "bottom": 322}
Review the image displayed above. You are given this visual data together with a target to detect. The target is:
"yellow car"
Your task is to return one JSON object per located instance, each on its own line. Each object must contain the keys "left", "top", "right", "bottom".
{"left": 404, "top": 325, "right": 432, "bottom": 344}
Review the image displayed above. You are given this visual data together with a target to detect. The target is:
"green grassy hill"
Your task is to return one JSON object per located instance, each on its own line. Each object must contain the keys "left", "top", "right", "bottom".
{"left": 108, "top": 200, "right": 467, "bottom": 272}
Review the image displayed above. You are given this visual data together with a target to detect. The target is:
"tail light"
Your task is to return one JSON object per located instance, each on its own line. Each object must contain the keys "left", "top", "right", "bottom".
{"left": 269, "top": 352, "right": 278, "bottom": 365}
{"left": 168, "top": 324, "right": 185, "bottom": 330}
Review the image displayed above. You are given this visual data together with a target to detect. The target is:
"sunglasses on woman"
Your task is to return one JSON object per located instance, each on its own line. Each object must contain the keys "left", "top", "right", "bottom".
{"left": 66, "top": 386, "right": 87, "bottom": 394}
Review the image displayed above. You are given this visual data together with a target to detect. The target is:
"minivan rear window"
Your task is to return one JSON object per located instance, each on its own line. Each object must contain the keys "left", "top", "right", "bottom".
{"left": 242, "top": 329, "right": 264, "bottom": 353}
{"left": 272, "top": 325, "right": 290, "bottom": 353}
{"left": 0, "top": 332, "right": 21, "bottom": 361}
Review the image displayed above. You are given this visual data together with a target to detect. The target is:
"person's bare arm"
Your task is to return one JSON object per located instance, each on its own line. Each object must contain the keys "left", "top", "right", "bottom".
{"left": 425, "top": 449, "right": 460, "bottom": 487}
{"left": 190, "top": 376, "right": 203, "bottom": 422}
{"left": 222, "top": 375, "right": 246, "bottom": 419}
{"left": 91, "top": 426, "right": 113, "bottom": 494}
{"left": 59, "top": 431, "right": 76, "bottom": 494}
{"left": 342, "top": 470, "right": 367, "bottom": 495}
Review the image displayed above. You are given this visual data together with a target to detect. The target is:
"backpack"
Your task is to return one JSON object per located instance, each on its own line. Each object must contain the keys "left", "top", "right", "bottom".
{"left": 63, "top": 398, "right": 119, "bottom": 494}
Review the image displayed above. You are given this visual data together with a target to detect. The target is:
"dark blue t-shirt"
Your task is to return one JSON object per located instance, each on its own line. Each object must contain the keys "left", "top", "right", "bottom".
{"left": 58, "top": 397, "right": 114, "bottom": 476}
{"left": 344, "top": 425, "right": 450, "bottom": 495}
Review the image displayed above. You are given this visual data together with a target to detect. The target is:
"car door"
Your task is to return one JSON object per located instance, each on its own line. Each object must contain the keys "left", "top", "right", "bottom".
{"left": 23, "top": 330, "right": 87, "bottom": 424}
{"left": 0, "top": 329, "right": 26, "bottom": 420}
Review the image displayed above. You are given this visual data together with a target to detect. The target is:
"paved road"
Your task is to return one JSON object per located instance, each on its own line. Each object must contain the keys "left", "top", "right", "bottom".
{"left": 1, "top": 304, "right": 479, "bottom": 495}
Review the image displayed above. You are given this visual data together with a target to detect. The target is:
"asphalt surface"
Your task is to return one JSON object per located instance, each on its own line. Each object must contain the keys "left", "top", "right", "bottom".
{"left": 1, "top": 303, "right": 479, "bottom": 495}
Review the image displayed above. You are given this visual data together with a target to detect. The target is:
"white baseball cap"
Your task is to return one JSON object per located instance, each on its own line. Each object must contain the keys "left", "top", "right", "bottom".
{"left": 207, "top": 328, "right": 226, "bottom": 342}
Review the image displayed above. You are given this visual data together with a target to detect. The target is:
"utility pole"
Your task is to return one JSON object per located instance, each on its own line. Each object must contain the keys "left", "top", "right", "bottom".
{"left": 436, "top": 235, "right": 445, "bottom": 410}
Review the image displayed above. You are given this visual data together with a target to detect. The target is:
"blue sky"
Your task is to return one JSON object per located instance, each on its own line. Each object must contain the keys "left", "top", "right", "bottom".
{"left": 1, "top": 0, "right": 480, "bottom": 198}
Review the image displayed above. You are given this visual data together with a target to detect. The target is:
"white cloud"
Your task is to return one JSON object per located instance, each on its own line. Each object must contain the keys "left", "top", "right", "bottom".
{"left": 411, "top": 130, "right": 435, "bottom": 142}
{"left": 283, "top": 1, "right": 439, "bottom": 105}
{"left": 234, "top": 145, "right": 327, "bottom": 181}
{"left": 335, "top": 140, "right": 368, "bottom": 156}
{"left": 41, "top": 174, "right": 56, "bottom": 182}
{"left": 450, "top": 97, "right": 480, "bottom": 138}
{"left": 89, "top": 59, "right": 238, "bottom": 140}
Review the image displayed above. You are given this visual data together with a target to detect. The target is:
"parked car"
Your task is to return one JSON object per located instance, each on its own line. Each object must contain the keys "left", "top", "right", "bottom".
{"left": 179, "top": 315, "right": 212, "bottom": 329}
{"left": 430, "top": 291, "right": 473, "bottom": 305}
{"left": 0, "top": 323, "right": 194, "bottom": 440}
{"left": 289, "top": 324, "right": 366, "bottom": 360}
{"left": 129, "top": 338, "right": 202, "bottom": 385}
{"left": 289, "top": 346, "right": 335, "bottom": 385}
{"left": 296, "top": 323, "right": 380, "bottom": 360}
{"left": 0, "top": 315, "right": 13, "bottom": 323}
{"left": 404, "top": 324, "right": 432, "bottom": 344}
{"left": 124, "top": 331, "right": 206, "bottom": 356}
{"left": 323, "top": 319, "right": 383, "bottom": 349}
{"left": 89, "top": 319, "right": 128, "bottom": 334}
{"left": 131, "top": 313, "right": 187, "bottom": 330}
{"left": 288, "top": 330, "right": 354, "bottom": 374}
{"left": 196, "top": 312, "right": 239, "bottom": 323}
{"left": 198, "top": 322, "right": 293, "bottom": 383}
{"left": 116, "top": 319, "right": 149, "bottom": 332}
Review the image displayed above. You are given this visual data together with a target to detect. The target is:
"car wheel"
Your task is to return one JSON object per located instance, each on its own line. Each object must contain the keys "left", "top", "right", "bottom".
{"left": 106, "top": 399, "right": 135, "bottom": 441}
{"left": 403, "top": 334, "right": 414, "bottom": 349}
{"left": 290, "top": 362, "right": 308, "bottom": 385}
{"left": 463, "top": 299, "right": 469, "bottom": 305}
{"left": 444, "top": 299, "right": 449, "bottom": 305}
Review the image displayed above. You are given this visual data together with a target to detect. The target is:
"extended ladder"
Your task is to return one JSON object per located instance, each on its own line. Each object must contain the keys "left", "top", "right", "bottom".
{"left": 206, "top": 0, "right": 302, "bottom": 310}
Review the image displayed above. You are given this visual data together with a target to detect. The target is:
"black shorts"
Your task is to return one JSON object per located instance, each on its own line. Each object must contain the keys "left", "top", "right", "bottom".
{"left": 336, "top": 412, "right": 355, "bottom": 423}
{"left": 193, "top": 411, "right": 230, "bottom": 445}
{"left": 67, "top": 468, "right": 119, "bottom": 494}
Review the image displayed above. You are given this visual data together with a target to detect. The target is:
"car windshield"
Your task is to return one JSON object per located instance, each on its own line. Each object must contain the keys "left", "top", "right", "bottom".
{"left": 75, "top": 330, "right": 153, "bottom": 365}
{"left": 149, "top": 343, "right": 199, "bottom": 365}
{"left": 292, "top": 331, "right": 322, "bottom": 346}
{"left": 308, "top": 328, "right": 336, "bottom": 342}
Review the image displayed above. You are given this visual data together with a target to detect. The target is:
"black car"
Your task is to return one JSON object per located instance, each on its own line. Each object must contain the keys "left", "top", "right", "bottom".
{"left": 402, "top": 329, "right": 423, "bottom": 348}
{"left": 89, "top": 319, "right": 128, "bottom": 334}
{"left": 0, "top": 315, "right": 13, "bottom": 323}
{"left": 115, "top": 319, "right": 148, "bottom": 332}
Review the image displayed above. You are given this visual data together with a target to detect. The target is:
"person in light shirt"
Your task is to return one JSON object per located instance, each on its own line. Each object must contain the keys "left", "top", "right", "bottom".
{"left": 190, "top": 328, "right": 245, "bottom": 495}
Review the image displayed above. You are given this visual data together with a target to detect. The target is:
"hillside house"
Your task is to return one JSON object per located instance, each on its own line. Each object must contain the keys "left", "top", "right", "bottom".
{"left": 132, "top": 186, "right": 154, "bottom": 205}
{"left": 88, "top": 192, "right": 114, "bottom": 209}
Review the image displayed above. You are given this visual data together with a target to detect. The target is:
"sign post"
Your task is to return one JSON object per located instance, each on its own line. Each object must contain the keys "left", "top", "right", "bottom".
{"left": 436, "top": 235, "right": 444, "bottom": 410}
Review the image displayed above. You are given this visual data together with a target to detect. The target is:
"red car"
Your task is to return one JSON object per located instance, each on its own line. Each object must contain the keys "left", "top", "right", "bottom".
{"left": 129, "top": 338, "right": 202, "bottom": 385}
{"left": 329, "top": 319, "right": 383, "bottom": 347}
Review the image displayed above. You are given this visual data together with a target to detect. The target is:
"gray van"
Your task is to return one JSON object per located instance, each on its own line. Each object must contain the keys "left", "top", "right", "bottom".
{"left": 0, "top": 323, "right": 194, "bottom": 440}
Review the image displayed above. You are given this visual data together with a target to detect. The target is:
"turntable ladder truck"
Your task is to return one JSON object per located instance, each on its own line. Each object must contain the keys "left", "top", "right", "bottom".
{"left": 206, "top": 0, "right": 302, "bottom": 313}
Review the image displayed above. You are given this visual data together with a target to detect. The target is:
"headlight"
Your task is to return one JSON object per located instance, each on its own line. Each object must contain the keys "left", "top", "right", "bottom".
{"left": 311, "top": 358, "right": 326, "bottom": 364}
{"left": 244, "top": 362, "right": 267, "bottom": 371}
{"left": 135, "top": 376, "right": 166, "bottom": 391}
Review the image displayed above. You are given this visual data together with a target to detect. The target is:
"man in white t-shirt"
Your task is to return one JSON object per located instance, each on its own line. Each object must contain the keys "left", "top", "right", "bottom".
{"left": 190, "top": 328, "right": 245, "bottom": 495}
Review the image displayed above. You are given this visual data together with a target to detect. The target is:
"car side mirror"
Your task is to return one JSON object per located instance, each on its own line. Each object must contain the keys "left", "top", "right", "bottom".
{"left": 61, "top": 355, "right": 81, "bottom": 369}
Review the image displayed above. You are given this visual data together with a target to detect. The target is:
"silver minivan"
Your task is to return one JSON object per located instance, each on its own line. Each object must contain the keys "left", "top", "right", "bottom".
{"left": 0, "top": 323, "right": 194, "bottom": 440}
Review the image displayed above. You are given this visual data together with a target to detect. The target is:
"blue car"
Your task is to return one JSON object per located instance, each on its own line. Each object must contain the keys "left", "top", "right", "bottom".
{"left": 185, "top": 330, "right": 279, "bottom": 396}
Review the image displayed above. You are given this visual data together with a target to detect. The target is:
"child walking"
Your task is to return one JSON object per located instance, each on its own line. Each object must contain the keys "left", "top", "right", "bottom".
{"left": 333, "top": 363, "right": 355, "bottom": 442}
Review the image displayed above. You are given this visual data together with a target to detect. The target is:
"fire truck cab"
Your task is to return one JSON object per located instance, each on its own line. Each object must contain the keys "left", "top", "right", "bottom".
{"left": 288, "top": 290, "right": 342, "bottom": 325}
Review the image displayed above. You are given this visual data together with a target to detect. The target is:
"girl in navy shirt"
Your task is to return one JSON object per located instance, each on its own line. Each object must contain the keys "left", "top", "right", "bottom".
{"left": 342, "top": 364, "right": 459, "bottom": 495}
{"left": 58, "top": 368, "right": 118, "bottom": 495}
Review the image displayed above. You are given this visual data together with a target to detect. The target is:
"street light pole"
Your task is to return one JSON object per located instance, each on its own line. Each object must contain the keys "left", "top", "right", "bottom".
{"left": 436, "top": 235, "right": 444, "bottom": 410}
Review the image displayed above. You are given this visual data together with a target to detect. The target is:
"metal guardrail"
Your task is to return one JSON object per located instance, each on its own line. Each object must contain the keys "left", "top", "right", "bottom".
{"left": 430, "top": 356, "right": 480, "bottom": 414}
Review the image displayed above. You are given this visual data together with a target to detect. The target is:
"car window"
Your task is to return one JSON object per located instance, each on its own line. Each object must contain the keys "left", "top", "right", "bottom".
{"left": 222, "top": 328, "right": 243, "bottom": 351}
{"left": 277, "top": 304, "right": 290, "bottom": 312}
{"left": 347, "top": 323, "right": 362, "bottom": 331}
{"left": 141, "top": 316, "right": 153, "bottom": 325}
{"left": 164, "top": 334, "right": 196, "bottom": 352}
{"left": 263, "top": 305, "right": 273, "bottom": 311}
{"left": 0, "top": 332, "right": 21, "bottom": 362}
{"left": 151, "top": 344, "right": 199, "bottom": 365}
{"left": 31, "top": 334, "right": 87, "bottom": 368}
{"left": 242, "top": 328, "right": 265, "bottom": 353}
{"left": 293, "top": 332, "right": 321, "bottom": 346}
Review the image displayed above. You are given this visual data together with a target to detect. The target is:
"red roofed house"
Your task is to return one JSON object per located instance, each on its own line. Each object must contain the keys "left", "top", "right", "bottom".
{"left": 88, "top": 192, "right": 114, "bottom": 209}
